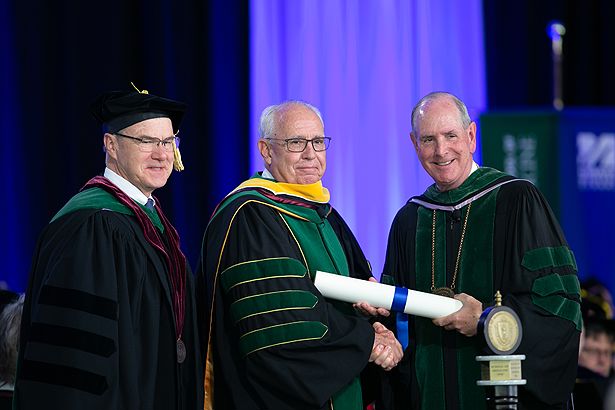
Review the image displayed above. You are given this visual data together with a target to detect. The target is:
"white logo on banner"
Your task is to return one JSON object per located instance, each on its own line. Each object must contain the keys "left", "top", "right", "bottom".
{"left": 502, "top": 134, "right": 538, "bottom": 184}
{"left": 576, "top": 132, "right": 615, "bottom": 191}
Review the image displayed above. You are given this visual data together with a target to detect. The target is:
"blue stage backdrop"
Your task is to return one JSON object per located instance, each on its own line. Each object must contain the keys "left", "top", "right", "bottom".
{"left": 249, "top": 0, "right": 486, "bottom": 276}
{"left": 14, "top": 2, "right": 614, "bottom": 294}
{"left": 558, "top": 109, "right": 615, "bottom": 292}
{"left": 0, "top": 0, "right": 249, "bottom": 292}
{"left": 0, "top": 5, "right": 25, "bottom": 292}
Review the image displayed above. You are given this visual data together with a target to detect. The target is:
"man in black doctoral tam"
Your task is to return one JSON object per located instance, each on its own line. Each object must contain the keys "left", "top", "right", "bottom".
{"left": 14, "top": 86, "right": 202, "bottom": 410}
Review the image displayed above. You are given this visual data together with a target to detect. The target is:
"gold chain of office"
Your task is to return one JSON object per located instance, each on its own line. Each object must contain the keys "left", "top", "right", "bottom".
{"left": 430, "top": 202, "right": 472, "bottom": 298}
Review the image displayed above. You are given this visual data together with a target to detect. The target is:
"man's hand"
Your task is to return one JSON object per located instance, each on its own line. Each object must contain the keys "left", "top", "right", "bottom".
{"left": 369, "top": 322, "right": 403, "bottom": 371}
{"left": 432, "top": 293, "right": 482, "bottom": 337}
{"left": 353, "top": 277, "right": 391, "bottom": 317}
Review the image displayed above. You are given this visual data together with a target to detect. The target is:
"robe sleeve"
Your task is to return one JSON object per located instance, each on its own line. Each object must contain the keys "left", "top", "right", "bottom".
{"left": 494, "top": 181, "right": 581, "bottom": 407}
{"left": 15, "top": 210, "right": 163, "bottom": 409}
{"left": 204, "top": 200, "right": 375, "bottom": 409}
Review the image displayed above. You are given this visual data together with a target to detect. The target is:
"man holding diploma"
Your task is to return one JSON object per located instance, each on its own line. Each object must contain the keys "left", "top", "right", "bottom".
{"left": 197, "top": 101, "right": 402, "bottom": 410}
{"left": 380, "top": 92, "right": 581, "bottom": 410}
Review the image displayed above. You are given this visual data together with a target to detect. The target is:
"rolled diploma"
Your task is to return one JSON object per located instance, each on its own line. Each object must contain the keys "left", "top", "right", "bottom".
{"left": 314, "top": 271, "right": 462, "bottom": 319}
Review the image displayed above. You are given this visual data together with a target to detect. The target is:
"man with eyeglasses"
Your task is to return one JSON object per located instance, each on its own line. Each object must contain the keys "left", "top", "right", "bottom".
{"left": 14, "top": 88, "right": 202, "bottom": 410}
{"left": 579, "top": 319, "right": 614, "bottom": 378}
{"left": 574, "top": 318, "right": 614, "bottom": 409}
{"left": 197, "top": 100, "right": 402, "bottom": 410}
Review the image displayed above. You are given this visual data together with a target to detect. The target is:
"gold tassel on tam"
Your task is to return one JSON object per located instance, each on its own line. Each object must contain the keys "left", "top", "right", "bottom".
{"left": 131, "top": 81, "right": 149, "bottom": 94}
{"left": 130, "top": 81, "right": 184, "bottom": 171}
{"left": 173, "top": 138, "right": 184, "bottom": 172}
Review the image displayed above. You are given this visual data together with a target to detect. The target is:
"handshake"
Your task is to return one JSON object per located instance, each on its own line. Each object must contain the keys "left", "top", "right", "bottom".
{"left": 353, "top": 277, "right": 403, "bottom": 372}
{"left": 314, "top": 271, "right": 470, "bottom": 372}
{"left": 369, "top": 321, "right": 403, "bottom": 371}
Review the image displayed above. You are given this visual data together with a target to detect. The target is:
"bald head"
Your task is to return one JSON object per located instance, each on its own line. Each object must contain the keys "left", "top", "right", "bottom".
{"left": 259, "top": 101, "right": 324, "bottom": 139}
{"left": 411, "top": 92, "right": 471, "bottom": 134}
{"left": 409, "top": 92, "right": 477, "bottom": 191}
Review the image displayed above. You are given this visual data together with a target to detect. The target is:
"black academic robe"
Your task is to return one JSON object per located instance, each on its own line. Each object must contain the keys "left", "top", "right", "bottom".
{"left": 197, "top": 181, "right": 376, "bottom": 410}
{"left": 14, "top": 206, "right": 202, "bottom": 409}
{"left": 380, "top": 168, "right": 581, "bottom": 410}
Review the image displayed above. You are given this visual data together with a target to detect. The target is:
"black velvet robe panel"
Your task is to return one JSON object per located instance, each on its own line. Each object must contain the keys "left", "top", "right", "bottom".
{"left": 15, "top": 208, "right": 202, "bottom": 410}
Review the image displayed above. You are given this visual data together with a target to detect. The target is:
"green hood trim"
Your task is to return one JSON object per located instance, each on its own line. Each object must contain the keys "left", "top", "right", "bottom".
{"left": 414, "top": 179, "right": 499, "bottom": 410}
{"left": 215, "top": 186, "right": 348, "bottom": 279}
{"left": 423, "top": 167, "right": 511, "bottom": 204}
{"left": 213, "top": 189, "right": 327, "bottom": 224}
{"left": 51, "top": 187, "right": 163, "bottom": 232}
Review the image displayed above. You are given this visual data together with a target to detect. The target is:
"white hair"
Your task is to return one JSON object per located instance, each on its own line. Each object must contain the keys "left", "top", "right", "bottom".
{"left": 258, "top": 100, "right": 324, "bottom": 138}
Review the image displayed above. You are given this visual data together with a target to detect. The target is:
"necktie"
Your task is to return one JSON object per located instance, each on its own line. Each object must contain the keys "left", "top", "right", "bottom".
{"left": 145, "top": 198, "right": 155, "bottom": 210}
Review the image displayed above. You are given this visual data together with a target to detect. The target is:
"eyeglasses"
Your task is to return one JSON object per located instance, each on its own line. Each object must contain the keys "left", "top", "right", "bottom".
{"left": 581, "top": 346, "right": 612, "bottom": 358}
{"left": 266, "top": 137, "right": 331, "bottom": 152}
{"left": 114, "top": 132, "right": 180, "bottom": 152}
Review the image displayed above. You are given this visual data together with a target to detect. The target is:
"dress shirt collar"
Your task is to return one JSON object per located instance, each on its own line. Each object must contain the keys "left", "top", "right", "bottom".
{"left": 103, "top": 167, "right": 154, "bottom": 207}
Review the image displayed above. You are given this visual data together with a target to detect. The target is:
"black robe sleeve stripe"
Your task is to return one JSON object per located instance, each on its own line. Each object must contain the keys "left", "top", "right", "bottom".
{"left": 38, "top": 285, "right": 118, "bottom": 320}
{"left": 28, "top": 323, "right": 116, "bottom": 357}
{"left": 19, "top": 359, "right": 108, "bottom": 395}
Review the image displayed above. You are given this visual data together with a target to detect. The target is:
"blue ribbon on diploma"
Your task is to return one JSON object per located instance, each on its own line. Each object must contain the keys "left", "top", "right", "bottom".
{"left": 390, "top": 286, "right": 408, "bottom": 312}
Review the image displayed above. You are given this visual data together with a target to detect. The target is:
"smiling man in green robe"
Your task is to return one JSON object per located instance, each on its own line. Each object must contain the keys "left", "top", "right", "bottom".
{"left": 380, "top": 92, "right": 581, "bottom": 410}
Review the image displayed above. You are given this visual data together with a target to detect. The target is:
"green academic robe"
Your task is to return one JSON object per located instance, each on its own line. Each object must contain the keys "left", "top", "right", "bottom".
{"left": 381, "top": 167, "right": 581, "bottom": 410}
{"left": 198, "top": 174, "right": 375, "bottom": 410}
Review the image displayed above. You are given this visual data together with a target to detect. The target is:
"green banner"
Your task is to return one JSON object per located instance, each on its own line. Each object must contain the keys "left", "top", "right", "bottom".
{"left": 479, "top": 111, "right": 560, "bottom": 216}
